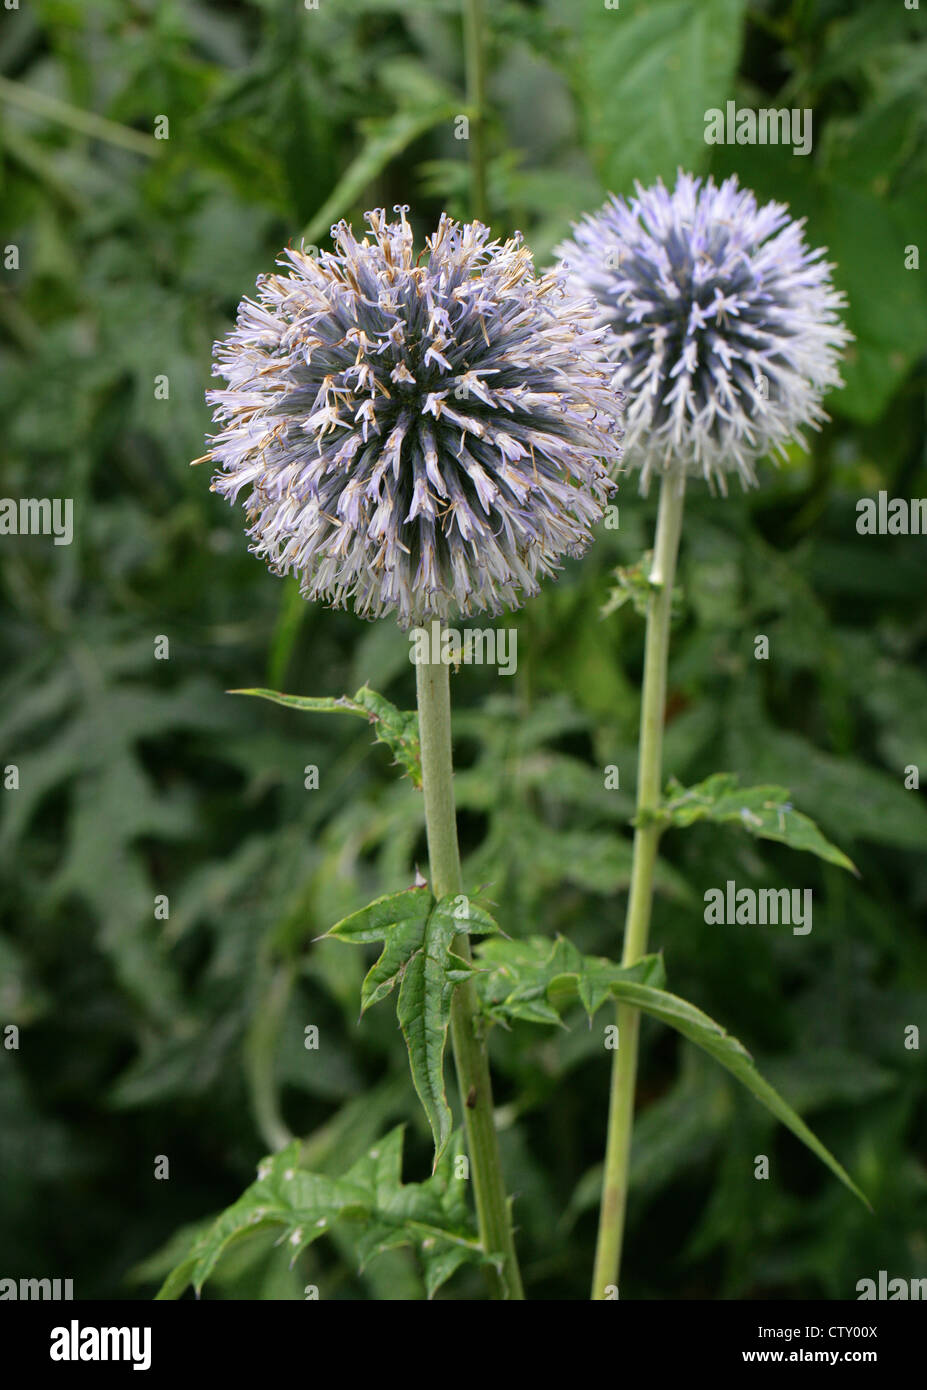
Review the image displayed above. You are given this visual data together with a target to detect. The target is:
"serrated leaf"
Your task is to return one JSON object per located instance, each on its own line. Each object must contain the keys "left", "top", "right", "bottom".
{"left": 425, "top": 893, "right": 505, "bottom": 939}
{"left": 232, "top": 684, "right": 421, "bottom": 785}
{"left": 729, "top": 719, "right": 927, "bottom": 852}
{"left": 360, "top": 918, "right": 426, "bottom": 1012}
{"left": 230, "top": 688, "right": 366, "bottom": 717}
{"left": 157, "top": 1126, "right": 495, "bottom": 1300}
{"left": 352, "top": 685, "right": 422, "bottom": 787}
{"left": 324, "top": 886, "right": 431, "bottom": 1013}
{"left": 652, "top": 773, "right": 858, "bottom": 873}
{"left": 474, "top": 935, "right": 666, "bottom": 1025}
{"left": 323, "top": 891, "right": 502, "bottom": 1160}
{"left": 397, "top": 918, "right": 477, "bottom": 1163}
{"left": 473, "top": 937, "right": 869, "bottom": 1209}
{"left": 325, "top": 886, "right": 433, "bottom": 944}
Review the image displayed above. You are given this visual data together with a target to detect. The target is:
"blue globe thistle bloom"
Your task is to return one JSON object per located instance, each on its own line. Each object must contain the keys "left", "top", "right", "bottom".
{"left": 555, "top": 173, "right": 850, "bottom": 493}
{"left": 205, "top": 207, "right": 622, "bottom": 626}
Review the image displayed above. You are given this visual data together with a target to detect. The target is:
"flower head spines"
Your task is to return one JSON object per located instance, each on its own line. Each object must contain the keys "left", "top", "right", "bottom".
{"left": 555, "top": 173, "right": 850, "bottom": 493}
{"left": 206, "top": 208, "right": 622, "bottom": 625}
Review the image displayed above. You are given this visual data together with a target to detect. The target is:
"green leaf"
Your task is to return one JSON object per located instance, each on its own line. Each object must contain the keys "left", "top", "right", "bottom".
{"left": 651, "top": 773, "right": 858, "bottom": 874}
{"left": 325, "top": 886, "right": 433, "bottom": 945}
{"left": 352, "top": 685, "right": 422, "bottom": 788}
{"left": 157, "top": 1126, "right": 495, "bottom": 1300}
{"left": 324, "top": 891, "right": 502, "bottom": 1160}
{"left": 822, "top": 94, "right": 921, "bottom": 195}
{"left": 472, "top": 937, "right": 869, "bottom": 1209}
{"left": 474, "top": 935, "right": 666, "bottom": 1025}
{"left": 566, "top": 0, "right": 747, "bottom": 195}
{"left": 729, "top": 722, "right": 927, "bottom": 853}
{"left": 230, "top": 686, "right": 369, "bottom": 716}
{"left": 300, "top": 102, "right": 457, "bottom": 247}
{"left": 397, "top": 927, "right": 475, "bottom": 1163}
{"left": 602, "top": 559, "right": 657, "bottom": 619}
{"left": 611, "top": 982, "right": 870, "bottom": 1209}
{"left": 0, "top": 74, "right": 160, "bottom": 157}
{"left": 816, "top": 182, "right": 927, "bottom": 422}
{"left": 360, "top": 918, "right": 427, "bottom": 1012}
{"left": 232, "top": 684, "right": 421, "bottom": 786}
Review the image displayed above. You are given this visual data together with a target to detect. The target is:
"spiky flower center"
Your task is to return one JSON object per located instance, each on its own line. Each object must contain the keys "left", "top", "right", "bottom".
{"left": 556, "top": 175, "right": 849, "bottom": 491}
{"left": 207, "top": 208, "right": 621, "bottom": 624}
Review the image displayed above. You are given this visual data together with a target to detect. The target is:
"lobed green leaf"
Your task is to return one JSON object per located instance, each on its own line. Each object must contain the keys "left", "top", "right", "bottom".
{"left": 157, "top": 1126, "right": 495, "bottom": 1299}
{"left": 322, "top": 890, "right": 502, "bottom": 1160}
{"left": 231, "top": 684, "right": 422, "bottom": 786}
{"left": 472, "top": 937, "right": 869, "bottom": 1209}
{"left": 651, "top": 773, "right": 858, "bottom": 873}
{"left": 475, "top": 934, "right": 666, "bottom": 1026}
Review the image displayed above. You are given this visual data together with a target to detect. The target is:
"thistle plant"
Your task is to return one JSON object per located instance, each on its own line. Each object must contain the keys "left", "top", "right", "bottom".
{"left": 183, "top": 206, "right": 623, "bottom": 1301}
{"left": 166, "top": 184, "right": 871, "bottom": 1304}
{"left": 556, "top": 172, "right": 859, "bottom": 1298}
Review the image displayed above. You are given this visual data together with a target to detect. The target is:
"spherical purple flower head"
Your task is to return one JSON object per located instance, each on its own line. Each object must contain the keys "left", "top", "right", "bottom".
{"left": 206, "top": 207, "right": 622, "bottom": 627}
{"left": 555, "top": 173, "right": 850, "bottom": 494}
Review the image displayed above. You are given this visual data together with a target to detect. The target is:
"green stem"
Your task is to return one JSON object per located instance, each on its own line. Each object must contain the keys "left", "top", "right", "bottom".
{"left": 591, "top": 468, "right": 687, "bottom": 1299}
{"left": 415, "top": 653, "right": 524, "bottom": 1300}
{"left": 0, "top": 75, "right": 158, "bottom": 157}
{"left": 245, "top": 959, "right": 296, "bottom": 1154}
{"left": 462, "top": 0, "right": 488, "bottom": 222}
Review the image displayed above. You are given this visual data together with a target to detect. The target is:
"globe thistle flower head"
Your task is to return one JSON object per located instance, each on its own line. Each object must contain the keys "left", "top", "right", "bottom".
{"left": 555, "top": 173, "right": 850, "bottom": 494}
{"left": 205, "top": 207, "right": 622, "bottom": 627}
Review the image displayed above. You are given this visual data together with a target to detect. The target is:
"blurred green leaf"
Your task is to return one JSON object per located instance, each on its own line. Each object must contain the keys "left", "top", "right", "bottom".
{"left": 728, "top": 717, "right": 927, "bottom": 852}
{"left": 566, "top": 0, "right": 746, "bottom": 195}
{"left": 301, "top": 102, "right": 457, "bottom": 246}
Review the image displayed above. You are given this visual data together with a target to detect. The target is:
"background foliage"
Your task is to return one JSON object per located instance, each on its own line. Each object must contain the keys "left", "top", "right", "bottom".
{"left": 1, "top": 0, "right": 925, "bottom": 1300}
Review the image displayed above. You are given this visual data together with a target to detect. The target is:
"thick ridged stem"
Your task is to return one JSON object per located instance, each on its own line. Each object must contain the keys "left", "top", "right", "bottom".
{"left": 416, "top": 654, "right": 524, "bottom": 1299}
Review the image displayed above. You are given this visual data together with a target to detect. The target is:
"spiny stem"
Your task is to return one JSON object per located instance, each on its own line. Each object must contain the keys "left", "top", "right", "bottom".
{"left": 591, "top": 468, "right": 687, "bottom": 1300}
{"left": 462, "top": 0, "right": 489, "bottom": 223}
{"left": 415, "top": 653, "right": 524, "bottom": 1300}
